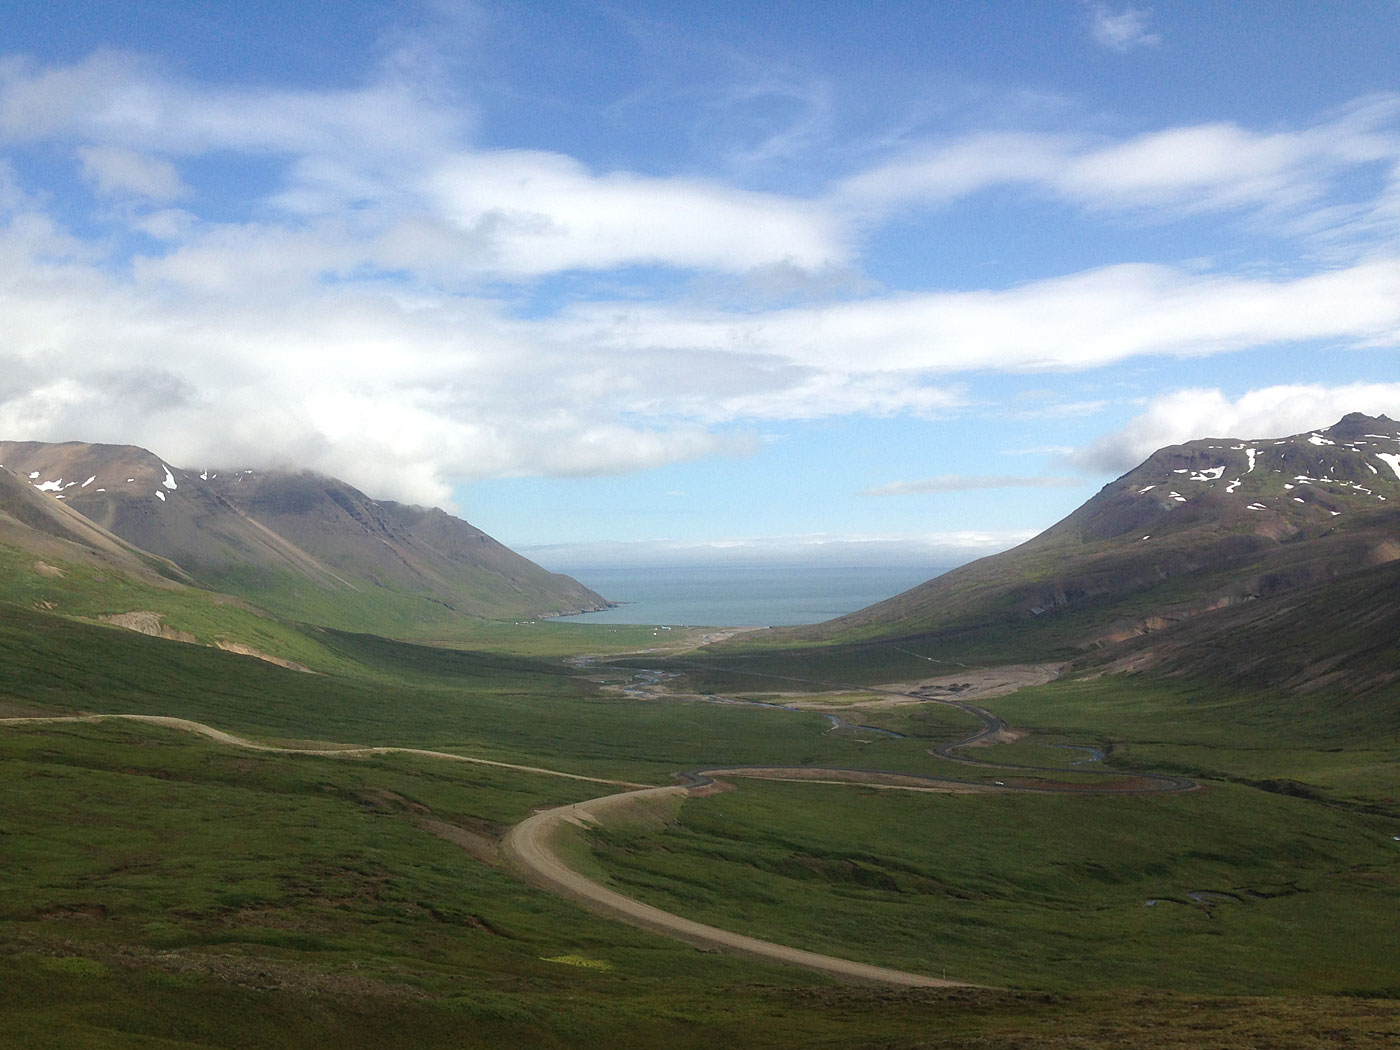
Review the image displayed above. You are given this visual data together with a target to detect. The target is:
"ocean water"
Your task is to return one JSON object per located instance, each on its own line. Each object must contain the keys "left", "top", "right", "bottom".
{"left": 553, "top": 563, "right": 946, "bottom": 627}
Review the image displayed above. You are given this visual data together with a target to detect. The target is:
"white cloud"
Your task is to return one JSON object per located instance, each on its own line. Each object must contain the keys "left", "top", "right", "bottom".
{"left": 130, "top": 208, "right": 197, "bottom": 241}
{"left": 0, "top": 51, "right": 461, "bottom": 163}
{"left": 1, "top": 54, "right": 845, "bottom": 280}
{"left": 863, "top": 475, "right": 1085, "bottom": 496}
{"left": 1074, "top": 383, "right": 1400, "bottom": 473}
{"left": 1089, "top": 5, "right": 1162, "bottom": 52}
{"left": 3, "top": 43, "right": 1400, "bottom": 514}
{"left": 8, "top": 51, "right": 1400, "bottom": 292}
{"left": 11, "top": 174, "right": 1400, "bottom": 507}
{"left": 556, "top": 258, "right": 1400, "bottom": 376}
{"left": 681, "top": 372, "right": 966, "bottom": 423}
{"left": 77, "top": 145, "right": 188, "bottom": 200}
{"left": 0, "top": 213, "right": 774, "bottom": 503}
{"left": 424, "top": 150, "right": 845, "bottom": 275}
{"left": 838, "top": 131, "right": 1073, "bottom": 210}
{"left": 838, "top": 97, "right": 1400, "bottom": 223}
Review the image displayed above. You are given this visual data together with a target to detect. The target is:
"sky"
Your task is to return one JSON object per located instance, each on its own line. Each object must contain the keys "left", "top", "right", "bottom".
{"left": 2, "top": 1, "right": 1400, "bottom": 569}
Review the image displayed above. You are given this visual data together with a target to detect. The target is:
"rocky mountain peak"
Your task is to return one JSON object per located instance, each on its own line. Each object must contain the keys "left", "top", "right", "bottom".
{"left": 1055, "top": 415, "right": 1400, "bottom": 546}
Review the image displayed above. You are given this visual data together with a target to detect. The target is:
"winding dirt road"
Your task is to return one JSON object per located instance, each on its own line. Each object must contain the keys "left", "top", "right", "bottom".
{"left": 4, "top": 666, "right": 1194, "bottom": 990}
{"left": 501, "top": 781, "right": 970, "bottom": 988}
{"left": 0, "top": 713, "right": 645, "bottom": 787}
{"left": 3, "top": 711, "right": 980, "bottom": 986}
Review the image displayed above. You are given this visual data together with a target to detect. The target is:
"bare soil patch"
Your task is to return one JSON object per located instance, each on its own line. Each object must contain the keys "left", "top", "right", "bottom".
{"left": 963, "top": 726, "right": 1028, "bottom": 748}
{"left": 888, "top": 663, "right": 1066, "bottom": 703}
{"left": 101, "top": 611, "right": 196, "bottom": 644}
{"left": 215, "top": 640, "right": 314, "bottom": 673}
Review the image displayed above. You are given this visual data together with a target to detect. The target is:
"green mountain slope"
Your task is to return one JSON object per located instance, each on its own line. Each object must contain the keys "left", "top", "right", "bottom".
{"left": 0, "top": 440, "right": 610, "bottom": 639}
{"left": 1080, "top": 554, "right": 1400, "bottom": 701}
{"left": 754, "top": 413, "right": 1400, "bottom": 664}
{"left": 0, "top": 463, "right": 355, "bottom": 672}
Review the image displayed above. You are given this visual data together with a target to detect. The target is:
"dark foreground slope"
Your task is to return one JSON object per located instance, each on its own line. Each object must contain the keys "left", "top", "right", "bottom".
{"left": 760, "top": 414, "right": 1400, "bottom": 665}
{"left": 0, "top": 440, "right": 609, "bottom": 637}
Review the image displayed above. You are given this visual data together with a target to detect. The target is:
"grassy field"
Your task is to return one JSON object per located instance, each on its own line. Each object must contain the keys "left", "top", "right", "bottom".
{"left": 988, "top": 675, "right": 1400, "bottom": 811}
{"left": 4, "top": 587, "right": 1400, "bottom": 1046}
{"left": 0, "top": 718, "right": 830, "bottom": 1049}
{"left": 0, "top": 604, "right": 1049, "bottom": 785}
{"left": 578, "top": 778, "right": 1400, "bottom": 994}
{"left": 5, "top": 717, "right": 1398, "bottom": 1048}
{"left": 0, "top": 545, "right": 360, "bottom": 674}
{"left": 564, "top": 654, "right": 1400, "bottom": 1005}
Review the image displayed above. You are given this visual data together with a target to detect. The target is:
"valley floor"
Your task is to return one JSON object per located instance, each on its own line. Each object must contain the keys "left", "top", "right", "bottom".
{"left": 1, "top": 611, "right": 1397, "bottom": 1047}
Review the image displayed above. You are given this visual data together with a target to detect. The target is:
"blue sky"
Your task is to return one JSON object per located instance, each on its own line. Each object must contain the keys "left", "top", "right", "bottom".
{"left": 2, "top": 2, "right": 1399, "bottom": 568}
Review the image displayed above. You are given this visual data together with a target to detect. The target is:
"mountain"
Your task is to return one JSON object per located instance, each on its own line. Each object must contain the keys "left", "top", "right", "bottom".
{"left": 0, "top": 461, "right": 190, "bottom": 585}
{"left": 0, "top": 460, "right": 335, "bottom": 665}
{"left": 198, "top": 467, "right": 611, "bottom": 625}
{"left": 771, "top": 413, "right": 1400, "bottom": 664}
{"left": 1082, "top": 555, "right": 1400, "bottom": 698}
{"left": 0, "top": 441, "right": 610, "bottom": 637}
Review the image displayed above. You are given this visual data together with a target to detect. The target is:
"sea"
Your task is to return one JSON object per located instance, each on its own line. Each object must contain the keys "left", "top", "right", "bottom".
{"left": 550, "top": 563, "right": 948, "bottom": 628}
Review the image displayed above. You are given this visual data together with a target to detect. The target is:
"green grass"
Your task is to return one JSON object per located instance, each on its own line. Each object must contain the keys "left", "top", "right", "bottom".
{"left": 579, "top": 778, "right": 1400, "bottom": 995}
{"left": 407, "top": 618, "right": 710, "bottom": 658}
{"left": 194, "top": 561, "right": 544, "bottom": 644}
{"left": 0, "top": 540, "right": 684, "bottom": 668}
{"left": 990, "top": 675, "right": 1400, "bottom": 810}
{"left": 4, "top": 571, "right": 1400, "bottom": 1047}
{"left": 14, "top": 720, "right": 1395, "bottom": 1049}
{"left": 0, "top": 719, "right": 841, "bottom": 1049}
{"left": 0, "top": 544, "right": 356, "bottom": 674}
{"left": 5, "top": 957, "right": 1395, "bottom": 1050}
{"left": 659, "top": 640, "right": 1009, "bottom": 691}
{"left": 0, "top": 602, "right": 1002, "bottom": 784}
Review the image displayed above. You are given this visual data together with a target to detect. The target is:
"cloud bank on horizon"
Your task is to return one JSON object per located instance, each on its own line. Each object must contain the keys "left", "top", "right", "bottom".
{"left": 1, "top": 2, "right": 1398, "bottom": 557}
